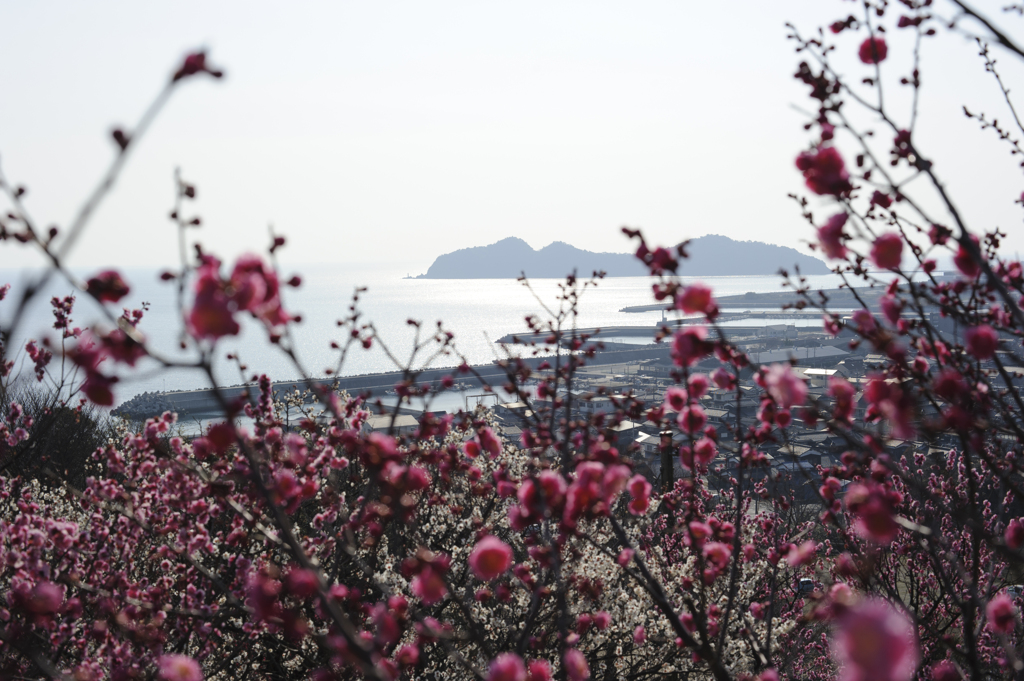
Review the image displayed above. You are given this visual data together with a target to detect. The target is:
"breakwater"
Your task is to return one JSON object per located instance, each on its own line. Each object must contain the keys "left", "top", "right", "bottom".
{"left": 618, "top": 287, "right": 885, "bottom": 313}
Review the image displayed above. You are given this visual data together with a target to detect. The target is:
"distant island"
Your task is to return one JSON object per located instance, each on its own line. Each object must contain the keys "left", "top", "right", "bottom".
{"left": 411, "top": 234, "right": 830, "bottom": 279}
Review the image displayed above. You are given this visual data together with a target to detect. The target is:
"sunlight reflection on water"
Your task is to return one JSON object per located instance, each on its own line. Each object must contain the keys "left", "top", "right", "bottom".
{"left": 0, "top": 266, "right": 852, "bottom": 402}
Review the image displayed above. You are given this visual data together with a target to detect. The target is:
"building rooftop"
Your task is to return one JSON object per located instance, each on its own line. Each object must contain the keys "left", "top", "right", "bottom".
{"left": 364, "top": 414, "right": 419, "bottom": 431}
{"left": 748, "top": 346, "right": 848, "bottom": 364}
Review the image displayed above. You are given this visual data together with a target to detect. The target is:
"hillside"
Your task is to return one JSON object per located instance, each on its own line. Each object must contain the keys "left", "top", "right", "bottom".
{"left": 414, "top": 234, "right": 830, "bottom": 278}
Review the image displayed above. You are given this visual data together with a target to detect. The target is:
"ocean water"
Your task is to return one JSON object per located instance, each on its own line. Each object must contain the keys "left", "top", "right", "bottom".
{"left": 0, "top": 264, "right": 851, "bottom": 405}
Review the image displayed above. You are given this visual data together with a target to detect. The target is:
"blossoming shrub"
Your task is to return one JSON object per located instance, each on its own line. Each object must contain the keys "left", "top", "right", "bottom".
{"left": 5, "top": 2, "right": 1024, "bottom": 680}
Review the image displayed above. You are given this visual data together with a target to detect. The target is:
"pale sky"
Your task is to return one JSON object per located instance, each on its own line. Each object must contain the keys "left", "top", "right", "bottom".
{"left": 2, "top": 1, "right": 1023, "bottom": 273}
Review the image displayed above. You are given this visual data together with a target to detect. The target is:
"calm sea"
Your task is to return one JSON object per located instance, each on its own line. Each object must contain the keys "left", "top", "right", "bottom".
{"left": 0, "top": 265, "right": 850, "bottom": 406}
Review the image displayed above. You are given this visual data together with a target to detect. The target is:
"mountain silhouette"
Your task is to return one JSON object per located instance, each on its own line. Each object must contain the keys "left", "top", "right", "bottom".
{"left": 414, "top": 235, "right": 829, "bottom": 278}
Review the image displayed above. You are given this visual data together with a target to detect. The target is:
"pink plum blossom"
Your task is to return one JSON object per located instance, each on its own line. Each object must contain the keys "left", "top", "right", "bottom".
{"left": 563, "top": 649, "right": 590, "bottom": 681}
{"left": 852, "top": 309, "right": 877, "bottom": 335}
{"left": 671, "top": 326, "right": 712, "bottom": 367}
{"left": 880, "top": 294, "right": 902, "bottom": 325}
{"left": 829, "top": 376, "right": 857, "bottom": 423}
{"left": 627, "top": 474, "right": 652, "bottom": 515}
{"left": 846, "top": 483, "right": 899, "bottom": 543}
{"left": 818, "top": 212, "right": 849, "bottom": 260}
{"left": 470, "top": 536, "right": 514, "bottom": 581}
{"left": 954, "top": 237, "right": 982, "bottom": 278}
{"left": 488, "top": 653, "right": 527, "bottom": 681}
{"left": 712, "top": 366, "right": 735, "bottom": 390}
{"left": 764, "top": 364, "right": 808, "bottom": 410}
{"left": 987, "top": 594, "right": 1017, "bottom": 633}
{"left": 527, "top": 660, "right": 553, "bottom": 681}
{"left": 665, "top": 386, "right": 688, "bottom": 412}
{"left": 929, "top": 224, "right": 951, "bottom": 245}
{"left": 1007, "top": 519, "right": 1024, "bottom": 550}
{"left": 859, "top": 36, "right": 889, "bottom": 63}
{"left": 693, "top": 437, "right": 717, "bottom": 465}
{"left": 688, "top": 373, "right": 710, "bottom": 398}
{"left": 188, "top": 257, "right": 239, "bottom": 340}
{"left": 411, "top": 563, "right": 448, "bottom": 605}
{"left": 964, "top": 325, "right": 999, "bottom": 360}
{"left": 478, "top": 427, "right": 502, "bottom": 457}
{"left": 871, "top": 233, "right": 903, "bottom": 270}
{"left": 173, "top": 51, "right": 222, "bottom": 81}
{"left": 229, "top": 254, "right": 291, "bottom": 329}
{"left": 688, "top": 520, "right": 713, "bottom": 541}
{"left": 703, "top": 541, "right": 732, "bottom": 567}
{"left": 85, "top": 269, "right": 131, "bottom": 303}
{"left": 865, "top": 375, "right": 916, "bottom": 439}
{"left": 25, "top": 581, "right": 64, "bottom": 614}
{"left": 676, "top": 283, "right": 718, "bottom": 318}
{"left": 157, "top": 655, "right": 204, "bottom": 681}
{"left": 677, "top": 405, "right": 707, "bottom": 434}
{"left": 786, "top": 540, "right": 817, "bottom": 567}
{"left": 833, "top": 599, "right": 918, "bottom": 681}
{"left": 396, "top": 645, "right": 419, "bottom": 667}
{"left": 871, "top": 190, "right": 893, "bottom": 208}
{"left": 931, "top": 661, "right": 959, "bottom": 681}
{"left": 796, "top": 146, "right": 853, "bottom": 197}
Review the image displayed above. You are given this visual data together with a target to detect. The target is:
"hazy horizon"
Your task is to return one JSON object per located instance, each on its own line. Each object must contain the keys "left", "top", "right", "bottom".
{"left": 2, "top": 1, "right": 1023, "bottom": 273}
